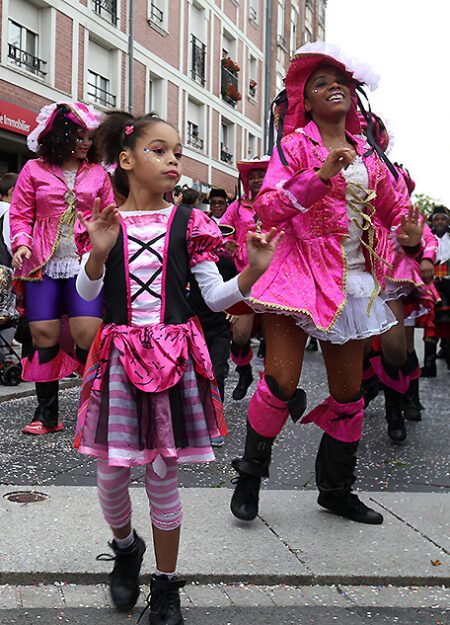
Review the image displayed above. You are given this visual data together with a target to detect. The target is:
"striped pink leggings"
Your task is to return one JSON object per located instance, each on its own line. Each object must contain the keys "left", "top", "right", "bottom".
{"left": 97, "top": 458, "right": 183, "bottom": 531}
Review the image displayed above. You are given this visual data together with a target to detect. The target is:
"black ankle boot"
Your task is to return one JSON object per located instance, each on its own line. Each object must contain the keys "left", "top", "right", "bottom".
{"left": 421, "top": 340, "right": 437, "bottom": 377}
{"left": 97, "top": 530, "right": 146, "bottom": 612}
{"left": 141, "top": 574, "right": 185, "bottom": 625}
{"left": 232, "top": 364, "right": 253, "bottom": 400}
{"left": 230, "top": 422, "right": 274, "bottom": 521}
{"left": 316, "top": 433, "right": 383, "bottom": 525}
{"left": 383, "top": 384, "right": 407, "bottom": 442}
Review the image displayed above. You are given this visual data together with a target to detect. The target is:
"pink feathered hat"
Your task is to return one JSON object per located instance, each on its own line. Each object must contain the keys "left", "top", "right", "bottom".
{"left": 282, "top": 42, "right": 379, "bottom": 137}
{"left": 27, "top": 101, "right": 103, "bottom": 153}
{"left": 237, "top": 155, "right": 270, "bottom": 197}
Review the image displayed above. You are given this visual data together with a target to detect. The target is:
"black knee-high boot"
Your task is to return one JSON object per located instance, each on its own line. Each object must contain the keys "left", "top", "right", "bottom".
{"left": 421, "top": 339, "right": 437, "bottom": 377}
{"left": 381, "top": 356, "right": 407, "bottom": 443}
{"left": 403, "top": 351, "right": 423, "bottom": 422}
{"left": 230, "top": 421, "right": 275, "bottom": 521}
{"left": 316, "top": 433, "right": 383, "bottom": 524}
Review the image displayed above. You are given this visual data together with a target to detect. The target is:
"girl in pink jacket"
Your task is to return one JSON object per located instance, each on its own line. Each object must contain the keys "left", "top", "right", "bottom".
{"left": 230, "top": 42, "right": 427, "bottom": 527}
{"left": 10, "top": 102, "right": 114, "bottom": 435}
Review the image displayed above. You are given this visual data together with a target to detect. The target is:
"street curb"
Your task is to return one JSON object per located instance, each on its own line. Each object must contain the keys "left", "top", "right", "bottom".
{"left": 0, "top": 379, "right": 81, "bottom": 403}
{"left": 0, "top": 571, "right": 448, "bottom": 587}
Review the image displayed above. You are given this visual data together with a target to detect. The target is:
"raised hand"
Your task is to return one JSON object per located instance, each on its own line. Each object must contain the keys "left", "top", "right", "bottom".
{"left": 77, "top": 198, "right": 120, "bottom": 259}
{"left": 397, "top": 205, "right": 426, "bottom": 248}
{"left": 246, "top": 227, "right": 284, "bottom": 274}
{"left": 317, "top": 147, "right": 356, "bottom": 182}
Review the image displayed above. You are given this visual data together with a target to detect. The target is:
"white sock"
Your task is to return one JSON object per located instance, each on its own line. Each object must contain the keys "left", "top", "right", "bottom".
{"left": 155, "top": 567, "right": 176, "bottom": 579}
{"left": 115, "top": 529, "right": 135, "bottom": 550}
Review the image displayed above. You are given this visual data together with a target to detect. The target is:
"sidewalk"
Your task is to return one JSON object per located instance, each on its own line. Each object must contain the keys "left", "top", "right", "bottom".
{"left": 0, "top": 486, "right": 448, "bottom": 587}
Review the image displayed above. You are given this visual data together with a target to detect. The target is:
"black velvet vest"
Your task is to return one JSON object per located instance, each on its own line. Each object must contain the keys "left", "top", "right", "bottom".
{"left": 103, "top": 205, "right": 195, "bottom": 325}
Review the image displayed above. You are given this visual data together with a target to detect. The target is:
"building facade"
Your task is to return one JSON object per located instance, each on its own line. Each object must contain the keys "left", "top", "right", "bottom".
{"left": 0, "top": 0, "right": 325, "bottom": 191}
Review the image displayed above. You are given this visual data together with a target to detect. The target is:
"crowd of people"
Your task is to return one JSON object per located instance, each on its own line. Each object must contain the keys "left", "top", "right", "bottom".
{"left": 0, "top": 41, "right": 448, "bottom": 625}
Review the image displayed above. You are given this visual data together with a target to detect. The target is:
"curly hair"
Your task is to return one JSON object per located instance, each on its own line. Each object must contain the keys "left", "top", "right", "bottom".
{"left": 95, "top": 111, "right": 174, "bottom": 198}
{"left": 37, "top": 105, "right": 98, "bottom": 165}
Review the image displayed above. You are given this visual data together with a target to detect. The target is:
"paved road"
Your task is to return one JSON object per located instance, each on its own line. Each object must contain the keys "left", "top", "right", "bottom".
{"left": 0, "top": 347, "right": 448, "bottom": 492}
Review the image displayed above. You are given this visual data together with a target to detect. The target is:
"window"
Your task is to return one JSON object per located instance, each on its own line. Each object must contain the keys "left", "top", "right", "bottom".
{"left": 248, "top": 55, "right": 257, "bottom": 99}
{"left": 220, "top": 121, "right": 234, "bottom": 164}
{"left": 148, "top": 0, "right": 167, "bottom": 30}
{"left": 187, "top": 99, "right": 204, "bottom": 151}
{"left": 290, "top": 7, "right": 298, "bottom": 56}
{"left": 87, "top": 71, "right": 115, "bottom": 107}
{"left": 191, "top": 35, "right": 206, "bottom": 86}
{"left": 7, "top": 19, "right": 46, "bottom": 76}
{"left": 87, "top": 40, "right": 116, "bottom": 108}
{"left": 304, "top": 27, "right": 312, "bottom": 43}
{"left": 277, "top": 0, "right": 285, "bottom": 46}
{"left": 248, "top": 133, "right": 256, "bottom": 158}
{"left": 318, "top": 0, "right": 326, "bottom": 24}
{"left": 93, "top": 0, "right": 118, "bottom": 25}
{"left": 149, "top": 73, "right": 164, "bottom": 115}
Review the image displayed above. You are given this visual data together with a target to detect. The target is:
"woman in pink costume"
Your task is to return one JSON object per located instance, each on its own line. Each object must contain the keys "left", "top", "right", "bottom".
{"left": 220, "top": 156, "right": 270, "bottom": 400}
{"left": 74, "top": 111, "right": 281, "bottom": 622}
{"left": 358, "top": 122, "right": 438, "bottom": 438}
{"left": 230, "top": 42, "right": 427, "bottom": 526}
{"left": 10, "top": 102, "right": 114, "bottom": 434}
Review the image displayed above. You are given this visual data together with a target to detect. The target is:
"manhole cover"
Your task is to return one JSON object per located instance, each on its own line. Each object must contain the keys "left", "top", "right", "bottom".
{"left": 3, "top": 491, "right": 49, "bottom": 503}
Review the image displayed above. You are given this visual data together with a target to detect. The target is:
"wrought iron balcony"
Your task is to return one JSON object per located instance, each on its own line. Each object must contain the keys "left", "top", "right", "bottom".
{"left": 220, "top": 147, "right": 233, "bottom": 164}
{"left": 8, "top": 43, "right": 47, "bottom": 76}
{"left": 87, "top": 82, "right": 116, "bottom": 108}
{"left": 149, "top": 2, "right": 164, "bottom": 23}
{"left": 221, "top": 65, "right": 239, "bottom": 107}
{"left": 93, "top": 0, "right": 118, "bottom": 24}
{"left": 187, "top": 124, "right": 204, "bottom": 150}
{"left": 249, "top": 6, "right": 258, "bottom": 22}
{"left": 191, "top": 35, "right": 206, "bottom": 86}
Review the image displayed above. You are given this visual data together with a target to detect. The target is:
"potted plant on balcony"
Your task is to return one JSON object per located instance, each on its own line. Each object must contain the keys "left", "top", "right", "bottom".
{"left": 249, "top": 79, "right": 257, "bottom": 98}
{"left": 221, "top": 83, "right": 242, "bottom": 105}
{"left": 221, "top": 56, "right": 240, "bottom": 75}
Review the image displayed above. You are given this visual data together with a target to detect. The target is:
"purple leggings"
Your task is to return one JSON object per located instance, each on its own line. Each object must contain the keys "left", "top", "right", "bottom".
{"left": 25, "top": 275, "right": 103, "bottom": 322}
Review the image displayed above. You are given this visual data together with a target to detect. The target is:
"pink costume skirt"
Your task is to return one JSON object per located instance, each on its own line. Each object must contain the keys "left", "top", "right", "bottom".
{"left": 74, "top": 320, "right": 224, "bottom": 467}
{"left": 251, "top": 272, "right": 397, "bottom": 345}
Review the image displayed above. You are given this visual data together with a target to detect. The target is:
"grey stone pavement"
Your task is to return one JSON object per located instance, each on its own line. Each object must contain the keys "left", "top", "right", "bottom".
{"left": 0, "top": 339, "right": 448, "bottom": 622}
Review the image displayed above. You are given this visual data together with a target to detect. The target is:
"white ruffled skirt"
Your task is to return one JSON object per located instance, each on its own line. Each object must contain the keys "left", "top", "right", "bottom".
{"left": 297, "top": 272, "right": 397, "bottom": 345}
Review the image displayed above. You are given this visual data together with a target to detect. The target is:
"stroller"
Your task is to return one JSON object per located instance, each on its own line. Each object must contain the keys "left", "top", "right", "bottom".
{"left": 0, "top": 265, "right": 22, "bottom": 386}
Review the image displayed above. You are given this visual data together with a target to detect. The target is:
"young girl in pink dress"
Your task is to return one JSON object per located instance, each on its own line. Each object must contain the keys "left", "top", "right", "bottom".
{"left": 230, "top": 42, "right": 427, "bottom": 527}
{"left": 75, "top": 111, "right": 281, "bottom": 624}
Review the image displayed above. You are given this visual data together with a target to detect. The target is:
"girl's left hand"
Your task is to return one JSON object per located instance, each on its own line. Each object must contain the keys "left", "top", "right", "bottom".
{"left": 246, "top": 228, "right": 284, "bottom": 273}
{"left": 397, "top": 205, "right": 426, "bottom": 248}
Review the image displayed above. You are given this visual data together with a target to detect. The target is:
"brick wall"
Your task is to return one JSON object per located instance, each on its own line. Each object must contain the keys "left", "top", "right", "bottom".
{"left": 54, "top": 12, "right": 73, "bottom": 94}
{"left": 77, "top": 25, "right": 85, "bottom": 100}
{"left": 0, "top": 80, "right": 49, "bottom": 112}
{"left": 133, "top": 60, "right": 146, "bottom": 115}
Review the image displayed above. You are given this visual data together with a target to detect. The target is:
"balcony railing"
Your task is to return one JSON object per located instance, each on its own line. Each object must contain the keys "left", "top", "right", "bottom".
{"left": 277, "top": 34, "right": 287, "bottom": 49}
{"left": 220, "top": 147, "right": 233, "bottom": 164}
{"left": 87, "top": 82, "right": 116, "bottom": 108}
{"left": 8, "top": 43, "right": 47, "bottom": 76}
{"left": 221, "top": 65, "right": 239, "bottom": 107}
{"left": 93, "top": 0, "right": 118, "bottom": 25}
{"left": 149, "top": 2, "right": 164, "bottom": 23}
{"left": 187, "top": 127, "right": 204, "bottom": 150}
{"left": 191, "top": 35, "right": 206, "bottom": 86}
{"left": 249, "top": 6, "right": 258, "bottom": 22}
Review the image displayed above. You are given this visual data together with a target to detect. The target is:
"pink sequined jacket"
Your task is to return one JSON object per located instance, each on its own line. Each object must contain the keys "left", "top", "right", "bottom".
{"left": 10, "top": 159, "right": 114, "bottom": 280}
{"left": 250, "top": 120, "right": 418, "bottom": 330}
{"left": 220, "top": 198, "right": 270, "bottom": 272}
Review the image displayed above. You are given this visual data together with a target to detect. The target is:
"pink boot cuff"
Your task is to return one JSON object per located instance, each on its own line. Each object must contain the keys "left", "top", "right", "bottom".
{"left": 248, "top": 374, "right": 289, "bottom": 438}
{"left": 21, "top": 349, "right": 79, "bottom": 382}
{"left": 301, "top": 395, "right": 364, "bottom": 443}
{"left": 231, "top": 348, "right": 253, "bottom": 367}
{"left": 370, "top": 354, "right": 409, "bottom": 393}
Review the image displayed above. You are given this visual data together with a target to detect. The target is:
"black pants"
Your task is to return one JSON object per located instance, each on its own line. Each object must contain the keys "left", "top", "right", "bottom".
{"left": 204, "top": 326, "right": 231, "bottom": 402}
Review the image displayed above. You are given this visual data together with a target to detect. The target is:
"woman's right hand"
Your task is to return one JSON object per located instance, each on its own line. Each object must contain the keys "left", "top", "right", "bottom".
{"left": 12, "top": 246, "right": 32, "bottom": 270}
{"left": 77, "top": 198, "right": 120, "bottom": 260}
{"left": 317, "top": 148, "right": 355, "bottom": 183}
